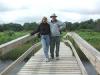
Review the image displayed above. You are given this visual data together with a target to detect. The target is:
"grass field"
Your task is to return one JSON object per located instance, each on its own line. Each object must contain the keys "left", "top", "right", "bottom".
{"left": 0, "top": 30, "right": 100, "bottom": 60}
{"left": 0, "top": 31, "right": 40, "bottom": 60}
{"left": 76, "top": 31, "right": 100, "bottom": 51}
{"left": 66, "top": 30, "right": 100, "bottom": 60}
{"left": 0, "top": 31, "right": 30, "bottom": 45}
{"left": 0, "top": 36, "right": 40, "bottom": 60}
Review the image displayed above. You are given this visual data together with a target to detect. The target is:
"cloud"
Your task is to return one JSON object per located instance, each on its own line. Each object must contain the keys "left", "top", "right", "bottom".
{"left": 58, "top": 0, "right": 100, "bottom": 15}
{"left": 60, "top": 8, "right": 100, "bottom": 15}
{"left": 0, "top": 3, "right": 11, "bottom": 12}
{"left": 0, "top": 0, "right": 100, "bottom": 24}
{"left": 14, "top": 16, "right": 42, "bottom": 25}
{"left": 0, "top": 0, "right": 30, "bottom": 12}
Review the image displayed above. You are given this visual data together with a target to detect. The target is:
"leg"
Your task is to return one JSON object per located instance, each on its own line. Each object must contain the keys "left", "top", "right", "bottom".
{"left": 55, "top": 36, "right": 60, "bottom": 57}
{"left": 50, "top": 37, "right": 55, "bottom": 59}
{"left": 41, "top": 36, "right": 48, "bottom": 58}
{"left": 45, "top": 35, "right": 50, "bottom": 58}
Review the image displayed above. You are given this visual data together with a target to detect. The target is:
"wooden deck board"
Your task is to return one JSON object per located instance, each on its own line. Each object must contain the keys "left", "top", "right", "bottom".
{"left": 17, "top": 42, "right": 82, "bottom": 75}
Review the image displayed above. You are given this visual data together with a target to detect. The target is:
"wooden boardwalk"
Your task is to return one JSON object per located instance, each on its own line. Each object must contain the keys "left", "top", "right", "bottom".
{"left": 1, "top": 32, "right": 100, "bottom": 75}
{"left": 17, "top": 42, "right": 83, "bottom": 75}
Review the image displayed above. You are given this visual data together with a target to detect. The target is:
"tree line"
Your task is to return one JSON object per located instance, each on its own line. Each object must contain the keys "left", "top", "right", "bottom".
{"left": 0, "top": 19, "right": 100, "bottom": 32}
{"left": 0, "top": 22, "right": 38, "bottom": 32}
{"left": 65, "top": 19, "right": 100, "bottom": 32}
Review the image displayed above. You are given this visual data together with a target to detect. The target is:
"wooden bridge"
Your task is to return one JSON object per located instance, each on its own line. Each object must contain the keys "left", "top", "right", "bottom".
{"left": 0, "top": 32, "right": 100, "bottom": 75}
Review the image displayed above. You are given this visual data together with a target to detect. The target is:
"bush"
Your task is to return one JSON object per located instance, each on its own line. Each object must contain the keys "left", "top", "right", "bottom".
{"left": 6, "top": 31, "right": 15, "bottom": 36}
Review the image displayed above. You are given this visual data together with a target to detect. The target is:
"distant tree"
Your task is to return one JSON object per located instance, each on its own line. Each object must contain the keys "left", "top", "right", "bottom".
{"left": 0, "top": 19, "right": 100, "bottom": 32}
{"left": 77, "top": 19, "right": 95, "bottom": 29}
{"left": 72, "top": 22, "right": 80, "bottom": 30}
{"left": 2, "top": 23, "right": 23, "bottom": 31}
{"left": 0, "top": 25, "right": 4, "bottom": 32}
{"left": 95, "top": 19, "right": 100, "bottom": 31}
{"left": 65, "top": 19, "right": 99, "bottom": 31}
{"left": 23, "top": 22, "right": 38, "bottom": 31}
{"left": 65, "top": 22, "right": 73, "bottom": 31}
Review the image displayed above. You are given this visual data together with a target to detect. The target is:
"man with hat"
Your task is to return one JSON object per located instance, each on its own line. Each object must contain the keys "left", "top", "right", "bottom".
{"left": 49, "top": 13, "right": 66, "bottom": 60}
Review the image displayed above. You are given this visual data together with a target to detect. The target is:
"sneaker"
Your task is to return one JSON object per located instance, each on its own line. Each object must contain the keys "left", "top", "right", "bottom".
{"left": 45, "top": 58, "right": 49, "bottom": 62}
{"left": 50, "top": 57, "right": 54, "bottom": 61}
{"left": 50, "top": 56, "right": 54, "bottom": 59}
{"left": 56, "top": 57, "right": 59, "bottom": 60}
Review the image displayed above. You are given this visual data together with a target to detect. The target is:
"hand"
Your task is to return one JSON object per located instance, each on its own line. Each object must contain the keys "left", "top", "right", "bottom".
{"left": 30, "top": 32, "right": 34, "bottom": 36}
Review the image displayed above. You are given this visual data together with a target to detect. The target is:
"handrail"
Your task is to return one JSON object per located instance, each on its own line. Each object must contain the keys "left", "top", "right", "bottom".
{"left": 0, "top": 33, "right": 38, "bottom": 56}
{"left": 0, "top": 42, "right": 41, "bottom": 75}
{"left": 63, "top": 40, "right": 88, "bottom": 75}
{"left": 66, "top": 32, "right": 100, "bottom": 74}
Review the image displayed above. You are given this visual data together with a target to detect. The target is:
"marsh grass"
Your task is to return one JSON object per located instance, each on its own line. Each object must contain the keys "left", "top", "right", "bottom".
{"left": 0, "top": 36, "right": 40, "bottom": 60}
{"left": 65, "top": 30, "right": 100, "bottom": 61}
{"left": 0, "top": 31, "right": 29, "bottom": 45}
{"left": 76, "top": 31, "right": 100, "bottom": 51}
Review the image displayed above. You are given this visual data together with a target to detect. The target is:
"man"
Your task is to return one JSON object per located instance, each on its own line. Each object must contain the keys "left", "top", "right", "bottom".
{"left": 49, "top": 13, "right": 66, "bottom": 60}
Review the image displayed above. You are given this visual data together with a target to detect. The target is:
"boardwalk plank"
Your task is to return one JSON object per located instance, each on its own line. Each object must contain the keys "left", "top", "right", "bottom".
{"left": 17, "top": 42, "right": 82, "bottom": 75}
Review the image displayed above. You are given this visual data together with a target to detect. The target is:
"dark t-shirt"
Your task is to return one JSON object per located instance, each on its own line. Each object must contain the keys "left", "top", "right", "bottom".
{"left": 31, "top": 23, "right": 51, "bottom": 35}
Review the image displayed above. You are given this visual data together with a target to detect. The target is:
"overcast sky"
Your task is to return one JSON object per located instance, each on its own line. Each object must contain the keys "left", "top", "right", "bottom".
{"left": 0, "top": 0, "right": 100, "bottom": 24}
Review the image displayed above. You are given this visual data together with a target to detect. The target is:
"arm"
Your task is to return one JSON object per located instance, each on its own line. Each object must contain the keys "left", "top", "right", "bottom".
{"left": 48, "top": 24, "right": 51, "bottom": 36}
{"left": 58, "top": 21, "right": 66, "bottom": 30}
{"left": 30, "top": 25, "right": 40, "bottom": 36}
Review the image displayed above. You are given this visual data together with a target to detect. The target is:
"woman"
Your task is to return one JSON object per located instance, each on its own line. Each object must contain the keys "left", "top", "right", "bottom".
{"left": 31, "top": 17, "right": 51, "bottom": 62}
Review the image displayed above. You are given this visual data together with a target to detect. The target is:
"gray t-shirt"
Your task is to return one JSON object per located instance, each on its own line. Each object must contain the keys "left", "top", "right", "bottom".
{"left": 49, "top": 20, "right": 66, "bottom": 36}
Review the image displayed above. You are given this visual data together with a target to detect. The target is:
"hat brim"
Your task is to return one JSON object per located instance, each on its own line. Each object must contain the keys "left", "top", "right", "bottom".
{"left": 50, "top": 16, "right": 57, "bottom": 18}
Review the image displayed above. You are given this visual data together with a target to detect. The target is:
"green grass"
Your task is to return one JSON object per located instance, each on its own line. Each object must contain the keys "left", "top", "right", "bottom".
{"left": 64, "top": 30, "right": 100, "bottom": 61}
{"left": 0, "top": 31, "right": 40, "bottom": 60}
{"left": 61, "top": 31, "right": 67, "bottom": 41}
{"left": 61, "top": 31, "right": 67, "bottom": 37}
{"left": 0, "top": 31, "right": 67, "bottom": 60}
{"left": 1, "top": 30, "right": 99, "bottom": 60}
{"left": 0, "top": 31, "right": 29, "bottom": 45}
{"left": 76, "top": 31, "right": 100, "bottom": 51}
{"left": 0, "top": 37, "right": 40, "bottom": 60}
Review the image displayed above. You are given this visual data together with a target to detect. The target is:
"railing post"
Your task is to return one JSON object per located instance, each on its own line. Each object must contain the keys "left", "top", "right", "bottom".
{"left": 63, "top": 35, "right": 74, "bottom": 56}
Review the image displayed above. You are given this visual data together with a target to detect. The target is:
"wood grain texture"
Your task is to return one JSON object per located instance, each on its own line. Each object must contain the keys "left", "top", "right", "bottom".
{"left": 17, "top": 42, "right": 82, "bottom": 75}
{"left": 67, "top": 32, "right": 100, "bottom": 74}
